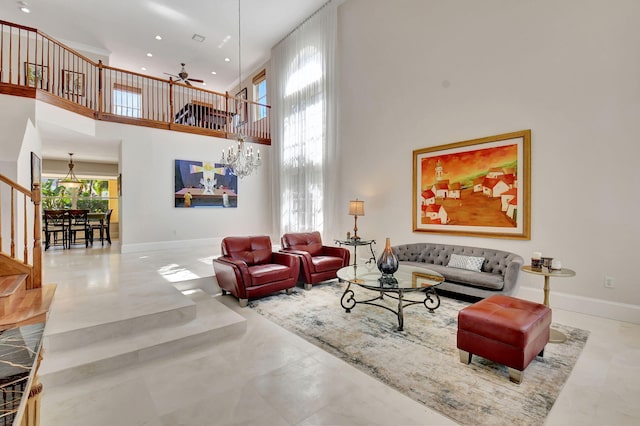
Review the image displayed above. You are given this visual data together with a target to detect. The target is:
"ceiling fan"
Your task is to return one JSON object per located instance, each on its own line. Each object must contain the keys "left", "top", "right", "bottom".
{"left": 164, "top": 63, "right": 204, "bottom": 86}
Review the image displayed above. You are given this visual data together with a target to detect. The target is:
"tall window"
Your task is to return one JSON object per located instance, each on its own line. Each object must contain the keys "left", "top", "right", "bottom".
{"left": 272, "top": 2, "right": 337, "bottom": 237}
{"left": 280, "top": 47, "right": 324, "bottom": 233}
{"left": 252, "top": 69, "right": 267, "bottom": 120}
{"left": 113, "top": 83, "right": 142, "bottom": 118}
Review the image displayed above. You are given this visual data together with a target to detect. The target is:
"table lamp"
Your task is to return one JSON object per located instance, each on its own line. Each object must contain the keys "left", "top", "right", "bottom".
{"left": 348, "top": 199, "right": 364, "bottom": 240}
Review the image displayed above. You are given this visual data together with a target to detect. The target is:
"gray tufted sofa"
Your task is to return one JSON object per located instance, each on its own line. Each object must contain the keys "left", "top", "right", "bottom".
{"left": 393, "top": 243, "right": 524, "bottom": 299}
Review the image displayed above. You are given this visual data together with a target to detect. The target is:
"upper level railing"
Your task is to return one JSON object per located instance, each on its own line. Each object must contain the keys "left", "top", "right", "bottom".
{"left": 0, "top": 19, "right": 270, "bottom": 144}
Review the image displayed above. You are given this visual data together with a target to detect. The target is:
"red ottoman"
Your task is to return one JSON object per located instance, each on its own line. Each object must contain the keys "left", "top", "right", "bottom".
{"left": 457, "top": 295, "right": 551, "bottom": 384}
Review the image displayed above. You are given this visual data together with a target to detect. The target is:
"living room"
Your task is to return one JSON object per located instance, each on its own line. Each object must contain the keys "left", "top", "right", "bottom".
{"left": 1, "top": 0, "right": 639, "bottom": 425}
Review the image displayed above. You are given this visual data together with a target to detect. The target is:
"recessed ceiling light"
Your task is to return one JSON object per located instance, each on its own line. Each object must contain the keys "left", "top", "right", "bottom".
{"left": 202, "top": 83, "right": 206, "bottom": 86}
{"left": 18, "top": 0, "right": 30, "bottom": 12}
{"left": 146, "top": 53, "right": 153, "bottom": 57}
{"left": 211, "top": 71, "right": 217, "bottom": 75}
{"left": 218, "top": 35, "right": 231, "bottom": 49}
{"left": 224, "top": 58, "right": 230, "bottom": 62}
{"left": 141, "top": 67, "right": 147, "bottom": 71}
{"left": 155, "top": 35, "right": 162, "bottom": 40}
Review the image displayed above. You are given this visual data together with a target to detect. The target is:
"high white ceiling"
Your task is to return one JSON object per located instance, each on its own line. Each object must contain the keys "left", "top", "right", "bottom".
{"left": 1, "top": 0, "right": 329, "bottom": 163}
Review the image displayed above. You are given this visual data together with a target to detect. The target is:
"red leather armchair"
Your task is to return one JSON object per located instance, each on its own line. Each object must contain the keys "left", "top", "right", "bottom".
{"left": 281, "top": 231, "right": 350, "bottom": 290}
{"left": 213, "top": 235, "right": 300, "bottom": 307}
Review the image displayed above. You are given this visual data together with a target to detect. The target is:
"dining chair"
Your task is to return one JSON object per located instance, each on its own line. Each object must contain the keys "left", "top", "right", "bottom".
{"left": 90, "top": 209, "right": 113, "bottom": 245}
{"left": 43, "top": 209, "right": 67, "bottom": 250}
{"left": 67, "top": 209, "right": 91, "bottom": 248}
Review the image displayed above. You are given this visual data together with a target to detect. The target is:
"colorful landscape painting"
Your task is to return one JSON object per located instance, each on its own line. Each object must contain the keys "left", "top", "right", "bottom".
{"left": 413, "top": 130, "right": 531, "bottom": 239}
{"left": 174, "top": 159, "right": 238, "bottom": 208}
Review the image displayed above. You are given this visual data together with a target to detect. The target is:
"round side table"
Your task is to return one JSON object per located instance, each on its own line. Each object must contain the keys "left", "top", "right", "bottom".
{"left": 521, "top": 265, "right": 576, "bottom": 343}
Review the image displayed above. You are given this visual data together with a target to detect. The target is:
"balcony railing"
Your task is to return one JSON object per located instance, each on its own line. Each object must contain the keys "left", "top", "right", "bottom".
{"left": 0, "top": 19, "right": 270, "bottom": 144}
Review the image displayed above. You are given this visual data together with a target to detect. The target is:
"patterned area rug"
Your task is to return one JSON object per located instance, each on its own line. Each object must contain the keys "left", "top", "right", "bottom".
{"left": 249, "top": 282, "right": 589, "bottom": 426}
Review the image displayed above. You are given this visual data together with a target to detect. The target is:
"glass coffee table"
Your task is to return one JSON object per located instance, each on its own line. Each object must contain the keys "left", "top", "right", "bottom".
{"left": 337, "top": 263, "right": 445, "bottom": 331}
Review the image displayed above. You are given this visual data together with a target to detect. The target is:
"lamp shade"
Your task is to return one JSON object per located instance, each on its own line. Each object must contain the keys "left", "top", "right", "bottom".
{"left": 59, "top": 153, "right": 83, "bottom": 190}
{"left": 348, "top": 199, "right": 364, "bottom": 216}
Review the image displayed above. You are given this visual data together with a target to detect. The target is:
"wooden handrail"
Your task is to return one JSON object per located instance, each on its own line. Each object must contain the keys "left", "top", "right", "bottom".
{"left": 0, "top": 174, "right": 32, "bottom": 196}
{"left": 0, "top": 174, "right": 42, "bottom": 289}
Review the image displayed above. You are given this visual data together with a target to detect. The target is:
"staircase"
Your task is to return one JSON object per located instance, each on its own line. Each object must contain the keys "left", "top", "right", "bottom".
{"left": 39, "top": 288, "right": 246, "bottom": 387}
{"left": 0, "top": 175, "right": 56, "bottom": 331}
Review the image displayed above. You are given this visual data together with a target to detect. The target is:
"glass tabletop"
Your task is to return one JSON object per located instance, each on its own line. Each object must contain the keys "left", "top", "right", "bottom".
{"left": 337, "top": 263, "right": 444, "bottom": 291}
{"left": 334, "top": 238, "right": 375, "bottom": 247}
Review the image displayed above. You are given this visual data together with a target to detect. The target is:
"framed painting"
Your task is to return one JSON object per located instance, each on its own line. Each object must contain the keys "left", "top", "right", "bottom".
{"left": 24, "top": 62, "right": 48, "bottom": 89}
{"left": 412, "top": 129, "right": 531, "bottom": 239}
{"left": 174, "top": 159, "right": 238, "bottom": 208}
{"left": 62, "top": 69, "right": 85, "bottom": 96}
{"left": 235, "top": 87, "right": 248, "bottom": 126}
{"left": 30, "top": 152, "right": 41, "bottom": 191}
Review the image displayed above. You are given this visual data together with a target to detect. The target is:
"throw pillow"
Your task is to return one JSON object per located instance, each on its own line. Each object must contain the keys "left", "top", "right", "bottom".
{"left": 447, "top": 253, "right": 485, "bottom": 272}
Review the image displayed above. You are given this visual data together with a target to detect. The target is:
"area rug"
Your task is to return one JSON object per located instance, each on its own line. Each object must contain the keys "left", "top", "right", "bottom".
{"left": 249, "top": 282, "right": 589, "bottom": 426}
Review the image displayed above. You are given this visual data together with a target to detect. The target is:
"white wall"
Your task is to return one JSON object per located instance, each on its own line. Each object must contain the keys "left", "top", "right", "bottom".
{"left": 95, "top": 121, "right": 273, "bottom": 253}
{"left": 15, "top": 119, "right": 42, "bottom": 261}
{"left": 336, "top": 0, "right": 640, "bottom": 322}
{"left": 0, "top": 96, "right": 36, "bottom": 165}
{"left": 1, "top": 94, "right": 273, "bottom": 254}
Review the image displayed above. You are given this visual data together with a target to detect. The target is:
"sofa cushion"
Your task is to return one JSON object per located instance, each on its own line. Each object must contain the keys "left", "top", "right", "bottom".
{"left": 439, "top": 267, "right": 504, "bottom": 290}
{"left": 448, "top": 254, "right": 485, "bottom": 272}
{"left": 400, "top": 261, "right": 504, "bottom": 291}
{"left": 223, "top": 236, "right": 273, "bottom": 265}
{"left": 247, "top": 264, "right": 292, "bottom": 286}
{"left": 282, "top": 231, "right": 323, "bottom": 256}
{"left": 312, "top": 255, "right": 345, "bottom": 273}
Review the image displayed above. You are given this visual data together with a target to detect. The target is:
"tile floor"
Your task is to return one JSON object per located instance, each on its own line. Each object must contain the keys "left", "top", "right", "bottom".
{"left": 39, "top": 243, "right": 640, "bottom": 425}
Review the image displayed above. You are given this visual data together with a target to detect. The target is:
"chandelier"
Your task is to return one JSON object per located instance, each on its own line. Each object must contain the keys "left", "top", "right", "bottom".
{"left": 59, "top": 153, "right": 83, "bottom": 190}
{"left": 220, "top": 0, "right": 262, "bottom": 179}
{"left": 221, "top": 135, "right": 261, "bottom": 178}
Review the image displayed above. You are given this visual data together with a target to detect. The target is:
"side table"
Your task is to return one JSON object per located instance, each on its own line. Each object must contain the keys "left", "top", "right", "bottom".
{"left": 521, "top": 265, "right": 576, "bottom": 343}
{"left": 334, "top": 239, "right": 376, "bottom": 266}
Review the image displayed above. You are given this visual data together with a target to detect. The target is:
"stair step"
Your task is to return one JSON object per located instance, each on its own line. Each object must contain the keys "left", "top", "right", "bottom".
{"left": 39, "top": 292, "right": 246, "bottom": 387}
{"left": 0, "top": 283, "right": 56, "bottom": 330}
{"left": 44, "top": 298, "right": 198, "bottom": 352}
{"left": 44, "top": 281, "right": 199, "bottom": 352}
{"left": 0, "top": 274, "right": 28, "bottom": 316}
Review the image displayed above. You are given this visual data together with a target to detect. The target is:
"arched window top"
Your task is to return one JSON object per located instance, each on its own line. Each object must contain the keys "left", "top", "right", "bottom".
{"left": 285, "top": 46, "right": 322, "bottom": 96}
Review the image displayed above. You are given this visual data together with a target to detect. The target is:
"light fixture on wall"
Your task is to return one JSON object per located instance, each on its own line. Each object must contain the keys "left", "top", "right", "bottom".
{"left": 348, "top": 199, "right": 365, "bottom": 240}
{"left": 220, "top": 0, "right": 261, "bottom": 179}
{"left": 59, "top": 153, "right": 83, "bottom": 190}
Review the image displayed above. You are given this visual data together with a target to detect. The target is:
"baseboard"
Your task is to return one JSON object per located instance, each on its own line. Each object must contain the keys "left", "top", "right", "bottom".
{"left": 121, "top": 238, "right": 283, "bottom": 254}
{"left": 120, "top": 237, "right": 223, "bottom": 254}
{"left": 516, "top": 286, "right": 640, "bottom": 324}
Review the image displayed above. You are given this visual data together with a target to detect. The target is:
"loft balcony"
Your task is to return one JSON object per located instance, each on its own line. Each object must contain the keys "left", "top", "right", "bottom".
{"left": 0, "top": 19, "right": 270, "bottom": 145}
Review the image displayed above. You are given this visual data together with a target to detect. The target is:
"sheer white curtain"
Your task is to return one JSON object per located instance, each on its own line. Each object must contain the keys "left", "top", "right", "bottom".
{"left": 271, "top": 1, "right": 338, "bottom": 240}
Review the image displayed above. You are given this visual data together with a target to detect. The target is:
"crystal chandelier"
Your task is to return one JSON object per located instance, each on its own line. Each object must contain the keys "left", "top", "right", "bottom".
{"left": 220, "top": 0, "right": 262, "bottom": 179}
{"left": 221, "top": 135, "right": 261, "bottom": 178}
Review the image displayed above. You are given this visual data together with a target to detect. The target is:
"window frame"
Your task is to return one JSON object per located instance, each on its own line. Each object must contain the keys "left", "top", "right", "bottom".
{"left": 252, "top": 69, "right": 267, "bottom": 121}
{"left": 112, "top": 83, "right": 142, "bottom": 118}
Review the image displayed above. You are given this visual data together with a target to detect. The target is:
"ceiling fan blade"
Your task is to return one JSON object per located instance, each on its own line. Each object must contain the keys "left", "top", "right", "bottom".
{"left": 185, "top": 80, "right": 193, "bottom": 86}
{"left": 187, "top": 78, "right": 204, "bottom": 83}
{"left": 164, "top": 72, "right": 180, "bottom": 78}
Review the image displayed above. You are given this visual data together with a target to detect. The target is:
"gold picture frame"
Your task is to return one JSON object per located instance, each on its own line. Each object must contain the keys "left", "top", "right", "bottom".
{"left": 30, "top": 152, "right": 41, "bottom": 191}
{"left": 413, "top": 129, "right": 531, "bottom": 240}
{"left": 24, "top": 62, "right": 48, "bottom": 89}
{"left": 62, "top": 69, "right": 85, "bottom": 96}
